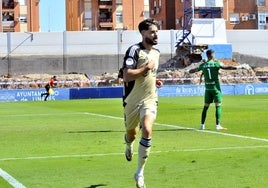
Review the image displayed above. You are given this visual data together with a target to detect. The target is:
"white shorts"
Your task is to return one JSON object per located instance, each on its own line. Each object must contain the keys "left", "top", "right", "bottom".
{"left": 124, "top": 100, "right": 158, "bottom": 131}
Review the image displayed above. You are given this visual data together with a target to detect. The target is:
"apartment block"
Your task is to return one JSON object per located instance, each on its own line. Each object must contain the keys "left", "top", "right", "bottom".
{"left": 0, "top": 0, "right": 40, "bottom": 32}
{"left": 149, "top": 0, "right": 268, "bottom": 30}
{"left": 66, "top": 0, "right": 148, "bottom": 31}
{"left": 224, "top": 0, "right": 268, "bottom": 29}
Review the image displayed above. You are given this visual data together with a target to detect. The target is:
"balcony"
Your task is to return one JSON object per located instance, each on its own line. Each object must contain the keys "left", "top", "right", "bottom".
{"left": 99, "top": 22, "right": 113, "bottom": 28}
{"left": 99, "top": 4, "right": 112, "bottom": 9}
{"left": 99, "top": 0, "right": 112, "bottom": 9}
{"left": 3, "top": 21, "right": 15, "bottom": 32}
{"left": 2, "top": 21, "right": 14, "bottom": 27}
{"left": 99, "top": 18, "right": 113, "bottom": 29}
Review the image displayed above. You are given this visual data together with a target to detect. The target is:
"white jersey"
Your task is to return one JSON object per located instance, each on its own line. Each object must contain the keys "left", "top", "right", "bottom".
{"left": 122, "top": 42, "right": 160, "bottom": 106}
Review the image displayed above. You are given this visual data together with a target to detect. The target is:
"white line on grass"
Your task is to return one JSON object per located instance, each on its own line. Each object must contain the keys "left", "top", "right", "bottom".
{"left": 83, "top": 112, "right": 268, "bottom": 143}
{"left": 2, "top": 112, "right": 83, "bottom": 117}
{"left": 0, "top": 168, "right": 26, "bottom": 188}
{"left": 2, "top": 112, "right": 267, "bottom": 161}
{"left": 3, "top": 111, "right": 268, "bottom": 143}
{"left": 0, "top": 145, "right": 267, "bottom": 161}
{"left": 153, "top": 122, "right": 268, "bottom": 143}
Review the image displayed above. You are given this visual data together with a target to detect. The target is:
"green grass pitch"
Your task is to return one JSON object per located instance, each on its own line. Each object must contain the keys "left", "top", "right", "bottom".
{"left": 0, "top": 95, "right": 267, "bottom": 188}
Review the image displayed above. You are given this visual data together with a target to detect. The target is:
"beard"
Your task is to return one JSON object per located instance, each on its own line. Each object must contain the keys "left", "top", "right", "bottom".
{"left": 145, "top": 37, "right": 158, "bottom": 46}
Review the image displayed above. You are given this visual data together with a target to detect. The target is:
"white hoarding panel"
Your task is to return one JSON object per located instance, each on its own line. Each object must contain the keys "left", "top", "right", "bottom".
{"left": 191, "top": 18, "right": 227, "bottom": 44}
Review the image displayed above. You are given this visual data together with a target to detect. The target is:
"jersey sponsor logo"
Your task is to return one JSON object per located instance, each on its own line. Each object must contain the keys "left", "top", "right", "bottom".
{"left": 126, "top": 58, "right": 134, "bottom": 66}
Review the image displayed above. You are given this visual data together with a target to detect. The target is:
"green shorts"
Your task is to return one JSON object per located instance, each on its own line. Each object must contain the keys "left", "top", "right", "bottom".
{"left": 204, "top": 89, "right": 222, "bottom": 104}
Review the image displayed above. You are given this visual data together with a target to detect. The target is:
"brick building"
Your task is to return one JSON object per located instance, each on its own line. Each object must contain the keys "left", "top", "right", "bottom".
{"left": 0, "top": 0, "right": 40, "bottom": 32}
{"left": 66, "top": 0, "right": 149, "bottom": 31}
{"left": 1, "top": 0, "right": 148, "bottom": 32}
{"left": 149, "top": 0, "right": 268, "bottom": 30}
{"left": 3, "top": 0, "right": 267, "bottom": 32}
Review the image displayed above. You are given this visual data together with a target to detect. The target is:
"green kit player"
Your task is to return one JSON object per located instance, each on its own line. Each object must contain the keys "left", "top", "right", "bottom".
{"left": 188, "top": 49, "right": 250, "bottom": 130}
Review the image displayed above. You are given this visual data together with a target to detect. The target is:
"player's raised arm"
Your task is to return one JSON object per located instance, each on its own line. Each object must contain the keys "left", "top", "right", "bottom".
{"left": 220, "top": 63, "right": 250, "bottom": 70}
{"left": 188, "top": 67, "right": 200, "bottom": 74}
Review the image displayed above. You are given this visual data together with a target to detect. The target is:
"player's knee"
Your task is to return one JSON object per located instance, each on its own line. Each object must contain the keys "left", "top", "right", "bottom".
{"left": 141, "top": 124, "right": 152, "bottom": 138}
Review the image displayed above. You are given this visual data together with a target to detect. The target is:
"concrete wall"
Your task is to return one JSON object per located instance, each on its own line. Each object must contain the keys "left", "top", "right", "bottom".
{"left": 0, "top": 30, "right": 267, "bottom": 76}
{"left": 227, "top": 30, "right": 268, "bottom": 59}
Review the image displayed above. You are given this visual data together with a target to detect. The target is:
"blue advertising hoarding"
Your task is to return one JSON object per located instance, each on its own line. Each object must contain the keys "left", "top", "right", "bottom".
{"left": 0, "top": 88, "right": 70, "bottom": 102}
{"left": 0, "top": 84, "right": 267, "bottom": 102}
{"left": 158, "top": 84, "right": 268, "bottom": 97}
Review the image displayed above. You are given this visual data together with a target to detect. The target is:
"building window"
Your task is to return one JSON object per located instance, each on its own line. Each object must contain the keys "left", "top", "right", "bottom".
{"left": 256, "top": 0, "right": 266, "bottom": 6}
{"left": 2, "top": 0, "right": 14, "bottom": 8}
{"left": 19, "top": 0, "right": 27, "bottom": 6}
{"left": 259, "top": 14, "right": 266, "bottom": 24}
{"left": 258, "top": 11, "right": 268, "bottom": 29}
{"left": 85, "top": 11, "right": 92, "bottom": 20}
{"left": 99, "top": 10, "right": 112, "bottom": 22}
{"left": 2, "top": 12, "right": 14, "bottom": 21}
{"left": 143, "top": 10, "right": 150, "bottom": 19}
{"left": 230, "top": 13, "right": 240, "bottom": 24}
{"left": 116, "top": 0, "right": 122, "bottom": 6}
{"left": 116, "top": 11, "right": 123, "bottom": 23}
{"left": 144, "top": 0, "right": 149, "bottom": 6}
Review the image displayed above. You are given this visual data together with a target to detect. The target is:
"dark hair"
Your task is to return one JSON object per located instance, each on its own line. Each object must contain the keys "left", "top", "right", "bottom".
{"left": 206, "top": 49, "right": 214, "bottom": 57}
{"left": 138, "top": 19, "right": 159, "bottom": 33}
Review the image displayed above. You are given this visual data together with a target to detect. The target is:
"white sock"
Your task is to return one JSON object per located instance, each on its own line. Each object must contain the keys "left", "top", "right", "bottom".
{"left": 136, "top": 138, "right": 151, "bottom": 176}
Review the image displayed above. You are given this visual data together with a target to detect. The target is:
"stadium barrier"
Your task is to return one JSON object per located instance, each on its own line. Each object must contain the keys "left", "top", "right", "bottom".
{"left": 0, "top": 83, "right": 267, "bottom": 102}
{"left": 69, "top": 87, "right": 123, "bottom": 99}
{"left": 158, "top": 83, "right": 268, "bottom": 97}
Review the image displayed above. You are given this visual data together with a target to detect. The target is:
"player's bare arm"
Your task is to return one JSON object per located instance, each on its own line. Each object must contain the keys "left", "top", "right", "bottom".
{"left": 220, "top": 63, "right": 250, "bottom": 70}
{"left": 123, "top": 60, "right": 155, "bottom": 82}
{"left": 188, "top": 67, "right": 199, "bottom": 74}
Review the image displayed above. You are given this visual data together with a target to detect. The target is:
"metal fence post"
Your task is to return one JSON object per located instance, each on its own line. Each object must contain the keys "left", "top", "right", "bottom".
{"left": 63, "top": 31, "right": 67, "bottom": 74}
{"left": 7, "top": 32, "right": 11, "bottom": 76}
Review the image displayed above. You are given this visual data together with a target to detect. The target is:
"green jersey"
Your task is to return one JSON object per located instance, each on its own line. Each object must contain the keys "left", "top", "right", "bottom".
{"left": 198, "top": 60, "right": 222, "bottom": 91}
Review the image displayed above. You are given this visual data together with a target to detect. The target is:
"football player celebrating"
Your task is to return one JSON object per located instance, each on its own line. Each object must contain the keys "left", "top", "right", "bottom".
{"left": 121, "top": 19, "right": 162, "bottom": 188}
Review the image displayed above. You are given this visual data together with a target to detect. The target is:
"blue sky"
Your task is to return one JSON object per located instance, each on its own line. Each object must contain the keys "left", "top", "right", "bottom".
{"left": 39, "top": 0, "right": 66, "bottom": 32}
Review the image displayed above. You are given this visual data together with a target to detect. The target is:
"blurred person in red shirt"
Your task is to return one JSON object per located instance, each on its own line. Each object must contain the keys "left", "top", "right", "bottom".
{"left": 41, "top": 76, "right": 57, "bottom": 101}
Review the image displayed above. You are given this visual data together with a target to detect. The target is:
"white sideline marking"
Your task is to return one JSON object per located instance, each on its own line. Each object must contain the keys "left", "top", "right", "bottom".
{"left": 3, "top": 112, "right": 268, "bottom": 143}
{"left": 1, "top": 112, "right": 267, "bottom": 162}
{"left": 2, "top": 112, "right": 83, "bottom": 117}
{"left": 0, "top": 145, "right": 267, "bottom": 161}
{"left": 83, "top": 112, "right": 268, "bottom": 143}
{"left": 0, "top": 168, "right": 26, "bottom": 188}
{"left": 153, "top": 122, "right": 268, "bottom": 143}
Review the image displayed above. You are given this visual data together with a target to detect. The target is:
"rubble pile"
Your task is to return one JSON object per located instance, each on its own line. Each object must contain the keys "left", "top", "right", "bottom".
{"left": 0, "top": 61, "right": 267, "bottom": 89}
{"left": 0, "top": 74, "right": 91, "bottom": 89}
